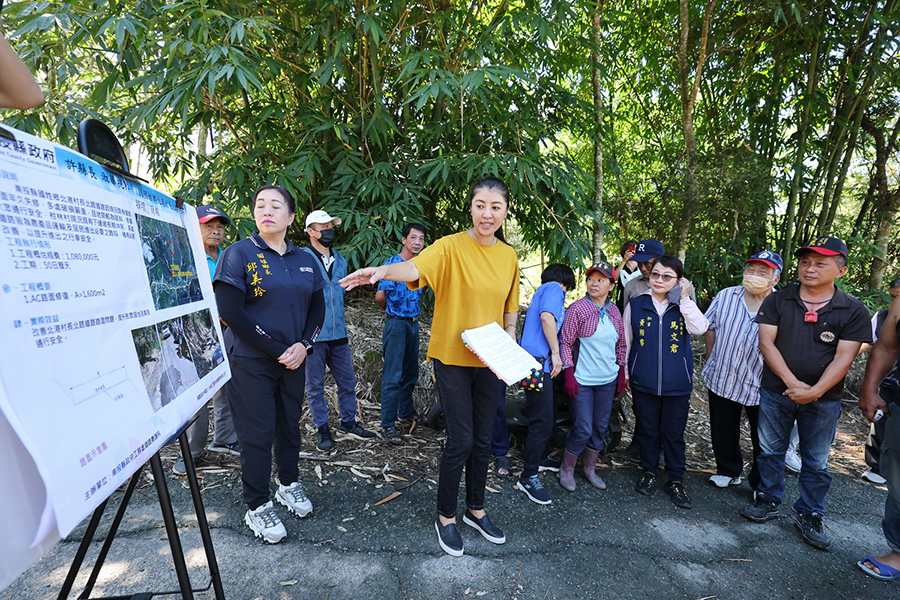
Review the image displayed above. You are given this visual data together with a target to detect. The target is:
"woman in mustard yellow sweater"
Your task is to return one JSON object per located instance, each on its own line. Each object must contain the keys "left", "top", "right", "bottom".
{"left": 341, "top": 177, "right": 518, "bottom": 557}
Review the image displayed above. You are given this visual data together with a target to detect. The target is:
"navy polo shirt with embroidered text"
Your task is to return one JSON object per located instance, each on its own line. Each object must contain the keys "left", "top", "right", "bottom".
{"left": 215, "top": 232, "right": 325, "bottom": 358}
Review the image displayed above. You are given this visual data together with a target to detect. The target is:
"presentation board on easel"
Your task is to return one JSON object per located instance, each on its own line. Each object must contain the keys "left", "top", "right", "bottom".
{"left": 0, "top": 123, "right": 229, "bottom": 589}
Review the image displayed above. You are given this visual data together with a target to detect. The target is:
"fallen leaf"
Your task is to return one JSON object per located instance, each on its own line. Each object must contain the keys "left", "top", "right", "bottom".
{"left": 279, "top": 580, "right": 298, "bottom": 586}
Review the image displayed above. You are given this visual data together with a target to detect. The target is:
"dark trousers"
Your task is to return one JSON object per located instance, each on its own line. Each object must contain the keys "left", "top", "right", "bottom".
{"left": 708, "top": 389, "right": 760, "bottom": 489}
{"left": 521, "top": 371, "right": 555, "bottom": 478}
{"left": 380, "top": 317, "right": 419, "bottom": 428}
{"left": 228, "top": 354, "right": 306, "bottom": 510}
{"left": 491, "top": 380, "right": 510, "bottom": 457}
{"left": 433, "top": 359, "right": 500, "bottom": 519}
{"left": 866, "top": 384, "right": 897, "bottom": 474}
{"left": 632, "top": 389, "right": 690, "bottom": 480}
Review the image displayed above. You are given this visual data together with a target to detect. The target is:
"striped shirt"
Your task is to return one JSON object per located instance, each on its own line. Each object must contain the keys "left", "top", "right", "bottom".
{"left": 700, "top": 285, "right": 764, "bottom": 406}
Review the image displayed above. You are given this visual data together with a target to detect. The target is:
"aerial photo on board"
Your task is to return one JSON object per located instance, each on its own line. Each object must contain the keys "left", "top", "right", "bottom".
{"left": 135, "top": 214, "right": 202, "bottom": 310}
{"left": 131, "top": 309, "right": 223, "bottom": 411}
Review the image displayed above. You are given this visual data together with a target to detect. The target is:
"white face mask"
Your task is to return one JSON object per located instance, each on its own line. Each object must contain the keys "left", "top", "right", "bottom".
{"left": 742, "top": 274, "right": 772, "bottom": 295}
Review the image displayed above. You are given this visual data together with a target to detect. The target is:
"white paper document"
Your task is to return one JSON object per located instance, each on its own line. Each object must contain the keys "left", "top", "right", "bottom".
{"left": 460, "top": 322, "right": 541, "bottom": 384}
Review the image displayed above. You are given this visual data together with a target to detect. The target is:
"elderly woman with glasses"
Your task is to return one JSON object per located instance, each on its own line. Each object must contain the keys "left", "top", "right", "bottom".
{"left": 623, "top": 254, "right": 708, "bottom": 509}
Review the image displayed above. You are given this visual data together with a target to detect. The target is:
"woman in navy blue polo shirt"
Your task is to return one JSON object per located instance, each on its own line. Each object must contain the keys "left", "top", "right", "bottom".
{"left": 214, "top": 185, "right": 325, "bottom": 544}
{"left": 624, "top": 255, "right": 708, "bottom": 509}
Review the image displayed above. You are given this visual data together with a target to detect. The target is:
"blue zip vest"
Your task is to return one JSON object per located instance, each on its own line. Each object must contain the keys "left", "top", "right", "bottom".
{"left": 627, "top": 295, "right": 694, "bottom": 396}
{"left": 302, "top": 247, "right": 348, "bottom": 341}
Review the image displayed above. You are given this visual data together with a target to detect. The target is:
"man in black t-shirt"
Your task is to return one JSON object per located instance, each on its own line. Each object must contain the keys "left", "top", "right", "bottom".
{"left": 741, "top": 236, "right": 872, "bottom": 551}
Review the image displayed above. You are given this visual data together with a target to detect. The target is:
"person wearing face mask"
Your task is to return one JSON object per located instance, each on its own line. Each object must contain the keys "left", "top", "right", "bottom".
{"left": 701, "top": 251, "right": 783, "bottom": 493}
{"left": 303, "top": 210, "right": 376, "bottom": 452}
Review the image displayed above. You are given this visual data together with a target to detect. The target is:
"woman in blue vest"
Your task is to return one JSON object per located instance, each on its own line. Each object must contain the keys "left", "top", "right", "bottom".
{"left": 624, "top": 254, "right": 708, "bottom": 509}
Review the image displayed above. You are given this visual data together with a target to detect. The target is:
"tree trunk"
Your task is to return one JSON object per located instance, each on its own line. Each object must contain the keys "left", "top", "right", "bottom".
{"left": 591, "top": 8, "right": 605, "bottom": 262}
{"left": 673, "top": 0, "right": 717, "bottom": 261}
{"left": 864, "top": 114, "right": 900, "bottom": 290}
{"left": 782, "top": 41, "right": 819, "bottom": 260}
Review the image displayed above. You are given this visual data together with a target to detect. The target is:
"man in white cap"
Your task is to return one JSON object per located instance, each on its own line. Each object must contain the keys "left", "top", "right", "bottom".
{"left": 303, "top": 210, "right": 375, "bottom": 451}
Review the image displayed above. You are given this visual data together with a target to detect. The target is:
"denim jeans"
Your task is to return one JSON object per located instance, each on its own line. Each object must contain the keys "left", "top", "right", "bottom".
{"left": 566, "top": 380, "right": 616, "bottom": 456}
{"left": 632, "top": 390, "right": 690, "bottom": 480}
{"left": 521, "top": 371, "right": 555, "bottom": 478}
{"left": 881, "top": 399, "right": 900, "bottom": 551}
{"left": 432, "top": 359, "right": 500, "bottom": 519}
{"left": 305, "top": 339, "right": 359, "bottom": 429}
{"left": 756, "top": 387, "right": 842, "bottom": 515}
{"left": 380, "top": 317, "right": 420, "bottom": 428}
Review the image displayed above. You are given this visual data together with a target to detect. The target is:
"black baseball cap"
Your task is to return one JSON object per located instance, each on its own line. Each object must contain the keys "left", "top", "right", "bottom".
{"left": 794, "top": 236, "right": 848, "bottom": 259}
{"left": 586, "top": 261, "right": 616, "bottom": 281}
{"left": 196, "top": 205, "right": 231, "bottom": 225}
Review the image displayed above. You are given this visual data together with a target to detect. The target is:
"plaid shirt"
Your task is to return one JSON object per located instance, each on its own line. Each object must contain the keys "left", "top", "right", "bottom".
{"left": 559, "top": 295, "right": 627, "bottom": 369}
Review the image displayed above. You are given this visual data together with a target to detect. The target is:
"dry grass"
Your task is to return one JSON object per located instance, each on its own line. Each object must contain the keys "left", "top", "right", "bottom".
{"left": 160, "top": 292, "right": 872, "bottom": 491}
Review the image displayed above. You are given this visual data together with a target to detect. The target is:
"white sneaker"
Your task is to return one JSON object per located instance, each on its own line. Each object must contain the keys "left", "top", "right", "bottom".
{"left": 709, "top": 474, "right": 742, "bottom": 488}
{"left": 276, "top": 481, "right": 313, "bottom": 517}
{"left": 245, "top": 501, "right": 286, "bottom": 544}
{"left": 784, "top": 447, "right": 802, "bottom": 473}
{"left": 863, "top": 471, "right": 887, "bottom": 485}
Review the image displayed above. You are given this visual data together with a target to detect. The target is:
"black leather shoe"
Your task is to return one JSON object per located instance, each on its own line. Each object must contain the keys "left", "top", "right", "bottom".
{"left": 462, "top": 510, "right": 506, "bottom": 544}
{"left": 434, "top": 519, "right": 464, "bottom": 556}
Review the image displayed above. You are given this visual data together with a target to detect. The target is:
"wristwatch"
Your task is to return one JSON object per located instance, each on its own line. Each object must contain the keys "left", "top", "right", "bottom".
{"left": 301, "top": 339, "right": 314, "bottom": 355}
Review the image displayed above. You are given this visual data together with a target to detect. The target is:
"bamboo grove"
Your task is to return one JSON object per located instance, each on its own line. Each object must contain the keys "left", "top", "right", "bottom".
{"left": 2, "top": 0, "right": 898, "bottom": 305}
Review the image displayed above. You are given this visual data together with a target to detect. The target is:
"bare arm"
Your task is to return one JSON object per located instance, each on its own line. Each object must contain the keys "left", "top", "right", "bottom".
{"left": 0, "top": 33, "right": 44, "bottom": 110}
{"left": 375, "top": 290, "right": 386, "bottom": 310}
{"left": 758, "top": 323, "right": 806, "bottom": 391}
{"left": 504, "top": 311, "right": 518, "bottom": 340}
{"left": 539, "top": 311, "right": 562, "bottom": 378}
{"left": 860, "top": 295, "right": 900, "bottom": 421}
{"left": 341, "top": 260, "right": 420, "bottom": 290}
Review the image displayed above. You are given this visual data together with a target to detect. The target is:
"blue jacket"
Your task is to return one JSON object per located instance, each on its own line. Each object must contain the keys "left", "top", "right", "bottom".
{"left": 627, "top": 294, "right": 694, "bottom": 396}
{"left": 303, "top": 247, "right": 348, "bottom": 341}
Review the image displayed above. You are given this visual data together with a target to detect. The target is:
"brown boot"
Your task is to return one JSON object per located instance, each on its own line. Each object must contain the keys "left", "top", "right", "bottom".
{"left": 558, "top": 450, "right": 578, "bottom": 491}
{"left": 581, "top": 447, "right": 607, "bottom": 490}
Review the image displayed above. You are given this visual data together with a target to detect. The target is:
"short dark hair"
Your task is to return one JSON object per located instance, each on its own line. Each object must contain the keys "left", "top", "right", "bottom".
{"left": 253, "top": 185, "right": 296, "bottom": 214}
{"left": 889, "top": 277, "right": 900, "bottom": 289}
{"left": 650, "top": 254, "right": 684, "bottom": 279}
{"left": 541, "top": 263, "right": 576, "bottom": 290}
{"left": 402, "top": 222, "right": 426, "bottom": 238}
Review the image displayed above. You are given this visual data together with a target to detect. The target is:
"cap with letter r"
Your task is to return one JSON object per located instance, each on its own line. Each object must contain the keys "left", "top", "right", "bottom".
{"left": 794, "top": 236, "right": 848, "bottom": 259}
{"left": 305, "top": 209, "right": 342, "bottom": 228}
{"left": 196, "top": 205, "right": 230, "bottom": 225}
{"left": 632, "top": 239, "right": 665, "bottom": 263}
{"left": 745, "top": 250, "right": 783, "bottom": 270}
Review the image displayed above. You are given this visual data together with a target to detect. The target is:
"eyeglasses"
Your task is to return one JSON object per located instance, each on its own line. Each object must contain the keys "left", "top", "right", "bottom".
{"left": 649, "top": 272, "right": 677, "bottom": 282}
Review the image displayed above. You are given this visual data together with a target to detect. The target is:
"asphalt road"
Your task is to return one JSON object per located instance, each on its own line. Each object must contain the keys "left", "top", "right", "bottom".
{"left": 2, "top": 461, "right": 898, "bottom": 600}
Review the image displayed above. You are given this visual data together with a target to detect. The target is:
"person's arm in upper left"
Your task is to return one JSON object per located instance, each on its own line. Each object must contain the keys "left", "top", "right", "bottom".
{"left": 0, "top": 32, "right": 44, "bottom": 109}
